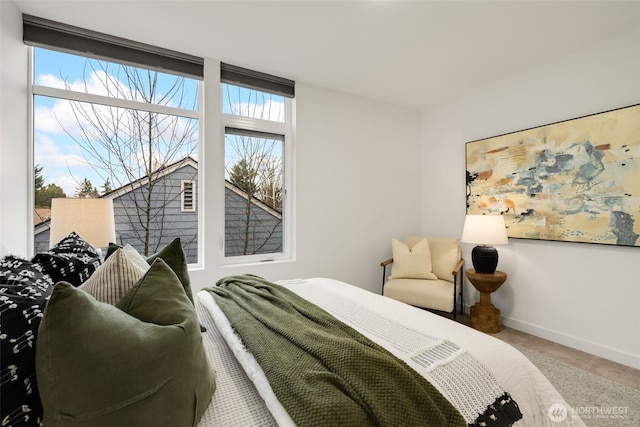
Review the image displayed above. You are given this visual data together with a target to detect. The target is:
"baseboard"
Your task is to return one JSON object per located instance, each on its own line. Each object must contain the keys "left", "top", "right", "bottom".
{"left": 501, "top": 315, "right": 640, "bottom": 370}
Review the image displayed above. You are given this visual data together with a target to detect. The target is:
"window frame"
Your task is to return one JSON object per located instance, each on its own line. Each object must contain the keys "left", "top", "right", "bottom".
{"left": 24, "top": 16, "right": 297, "bottom": 268}
{"left": 29, "top": 46, "right": 204, "bottom": 265}
{"left": 220, "top": 83, "right": 295, "bottom": 265}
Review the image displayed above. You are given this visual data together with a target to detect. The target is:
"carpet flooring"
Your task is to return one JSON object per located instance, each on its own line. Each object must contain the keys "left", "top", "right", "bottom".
{"left": 516, "top": 346, "right": 640, "bottom": 427}
{"left": 451, "top": 313, "right": 639, "bottom": 426}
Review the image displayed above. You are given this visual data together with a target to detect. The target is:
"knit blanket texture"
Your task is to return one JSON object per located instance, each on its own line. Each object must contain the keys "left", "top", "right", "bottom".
{"left": 207, "top": 274, "right": 466, "bottom": 427}
{"left": 291, "top": 279, "right": 523, "bottom": 427}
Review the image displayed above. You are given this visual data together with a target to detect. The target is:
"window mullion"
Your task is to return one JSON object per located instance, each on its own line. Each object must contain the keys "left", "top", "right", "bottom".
{"left": 33, "top": 85, "right": 199, "bottom": 119}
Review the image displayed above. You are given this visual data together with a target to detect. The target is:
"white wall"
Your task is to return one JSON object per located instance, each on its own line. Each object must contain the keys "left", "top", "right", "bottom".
{"left": 0, "top": 3, "right": 421, "bottom": 295}
{"left": 0, "top": 0, "right": 30, "bottom": 256}
{"left": 286, "top": 83, "right": 422, "bottom": 291}
{"left": 421, "top": 28, "right": 640, "bottom": 369}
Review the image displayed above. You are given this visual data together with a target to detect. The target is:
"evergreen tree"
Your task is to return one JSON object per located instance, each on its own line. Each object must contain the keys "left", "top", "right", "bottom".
{"left": 75, "top": 178, "right": 99, "bottom": 198}
{"left": 35, "top": 183, "right": 66, "bottom": 208}
{"left": 229, "top": 158, "right": 258, "bottom": 195}
{"left": 101, "top": 178, "right": 113, "bottom": 195}
{"left": 34, "top": 165, "right": 66, "bottom": 208}
{"left": 34, "top": 164, "right": 45, "bottom": 191}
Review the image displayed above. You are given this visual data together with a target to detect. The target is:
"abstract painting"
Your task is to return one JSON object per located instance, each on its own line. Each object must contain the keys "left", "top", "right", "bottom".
{"left": 466, "top": 104, "right": 640, "bottom": 247}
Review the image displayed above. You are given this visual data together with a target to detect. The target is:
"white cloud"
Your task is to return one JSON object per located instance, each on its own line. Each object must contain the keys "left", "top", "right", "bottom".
{"left": 34, "top": 134, "right": 85, "bottom": 168}
{"left": 34, "top": 134, "right": 89, "bottom": 194}
{"left": 38, "top": 69, "right": 129, "bottom": 98}
{"left": 34, "top": 97, "right": 90, "bottom": 136}
{"left": 36, "top": 73, "right": 66, "bottom": 89}
{"left": 54, "top": 174, "right": 81, "bottom": 197}
{"left": 233, "top": 100, "right": 285, "bottom": 122}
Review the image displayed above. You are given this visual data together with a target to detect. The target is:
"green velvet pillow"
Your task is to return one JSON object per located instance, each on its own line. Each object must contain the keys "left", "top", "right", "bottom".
{"left": 145, "top": 238, "right": 194, "bottom": 305}
{"left": 36, "top": 259, "right": 216, "bottom": 427}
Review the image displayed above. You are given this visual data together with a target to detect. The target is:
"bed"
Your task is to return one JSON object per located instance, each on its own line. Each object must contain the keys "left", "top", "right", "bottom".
{"left": 2, "top": 233, "right": 583, "bottom": 426}
{"left": 194, "top": 276, "right": 585, "bottom": 427}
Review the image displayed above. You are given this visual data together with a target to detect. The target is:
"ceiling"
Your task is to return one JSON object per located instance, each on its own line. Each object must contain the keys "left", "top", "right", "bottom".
{"left": 14, "top": 0, "right": 640, "bottom": 111}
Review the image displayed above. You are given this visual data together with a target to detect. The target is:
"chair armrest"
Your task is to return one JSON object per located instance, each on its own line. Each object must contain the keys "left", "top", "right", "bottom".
{"left": 380, "top": 258, "right": 393, "bottom": 268}
{"left": 451, "top": 258, "right": 464, "bottom": 276}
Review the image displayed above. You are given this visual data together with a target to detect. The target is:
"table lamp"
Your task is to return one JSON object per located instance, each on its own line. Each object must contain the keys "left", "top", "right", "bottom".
{"left": 49, "top": 198, "right": 116, "bottom": 252}
{"left": 461, "top": 214, "right": 508, "bottom": 274}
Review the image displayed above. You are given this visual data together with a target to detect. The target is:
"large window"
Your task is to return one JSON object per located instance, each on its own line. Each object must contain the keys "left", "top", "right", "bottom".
{"left": 27, "top": 16, "right": 203, "bottom": 263}
{"left": 221, "top": 64, "right": 295, "bottom": 261}
{"left": 25, "top": 17, "right": 296, "bottom": 265}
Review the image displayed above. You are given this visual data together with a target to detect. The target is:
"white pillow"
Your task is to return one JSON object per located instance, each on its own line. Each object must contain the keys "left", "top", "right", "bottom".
{"left": 424, "top": 237, "right": 460, "bottom": 282}
{"left": 389, "top": 238, "right": 438, "bottom": 280}
{"left": 405, "top": 236, "right": 460, "bottom": 282}
{"left": 79, "top": 247, "right": 149, "bottom": 305}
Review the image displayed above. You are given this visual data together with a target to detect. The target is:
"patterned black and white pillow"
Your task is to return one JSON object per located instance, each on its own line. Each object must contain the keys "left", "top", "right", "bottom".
{"left": 1, "top": 255, "right": 54, "bottom": 427}
{"left": 32, "top": 231, "right": 102, "bottom": 287}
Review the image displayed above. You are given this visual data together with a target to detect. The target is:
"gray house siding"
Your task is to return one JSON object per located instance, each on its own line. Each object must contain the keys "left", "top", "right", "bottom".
{"left": 35, "top": 159, "right": 283, "bottom": 263}
{"left": 34, "top": 226, "right": 50, "bottom": 254}
{"left": 225, "top": 187, "right": 282, "bottom": 257}
{"left": 33, "top": 164, "right": 199, "bottom": 262}
{"left": 113, "top": 163, "right": 199, "bottom": 263}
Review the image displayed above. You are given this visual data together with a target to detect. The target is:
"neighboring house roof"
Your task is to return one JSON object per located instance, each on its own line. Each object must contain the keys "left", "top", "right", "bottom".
{"left": 34, "top": 208, "right": 51, "bottom": 226}
{"left": 102, "top": 156, "right": 198, "bottom": 200}
{"left": 34, "top": 215, "right": 52, "bottom": 235}
{"left": 224, "top": 180, "right": 282, "bottom": 219}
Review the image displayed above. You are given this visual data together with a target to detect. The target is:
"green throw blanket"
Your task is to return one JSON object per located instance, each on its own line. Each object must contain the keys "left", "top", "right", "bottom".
{"left": 207, "top": 275, "right": 466, "bottom": 427}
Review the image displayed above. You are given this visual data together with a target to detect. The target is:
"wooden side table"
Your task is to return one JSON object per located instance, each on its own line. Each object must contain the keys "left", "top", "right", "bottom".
{"left": 465, "top": 269, "right": 507, "bottom": 333}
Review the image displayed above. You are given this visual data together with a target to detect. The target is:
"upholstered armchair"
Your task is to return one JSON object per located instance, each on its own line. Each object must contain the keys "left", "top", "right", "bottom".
{"left": 380, "top": 236, "right": 464, "bottom": 319}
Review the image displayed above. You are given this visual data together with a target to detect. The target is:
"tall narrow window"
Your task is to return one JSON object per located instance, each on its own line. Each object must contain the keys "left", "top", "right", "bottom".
{"left": 27, "top": 16, "right": 203, "bottom": 263}
{"left": 221, "top": 64, "right": 294, "bottom": 261}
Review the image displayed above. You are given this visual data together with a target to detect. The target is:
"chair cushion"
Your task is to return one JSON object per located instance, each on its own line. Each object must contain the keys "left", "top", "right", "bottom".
{"left": 36, "top": 259, "right": 216, "bottom": 427}
{"left": 383, "top": 278, "right": 456, "bottom": 312}
{"left": 389, "top": 238, "right": 437, "bottom": 280}
{"left": 404, "top": 236, "right": 460, "bottom": 282}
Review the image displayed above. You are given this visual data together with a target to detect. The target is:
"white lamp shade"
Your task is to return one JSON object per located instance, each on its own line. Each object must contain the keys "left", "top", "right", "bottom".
{"left": 461, "top": 214, "right": 509, "bottom": 245}
{"left": 49, "top": 198, "right": 116, "bottom": 249}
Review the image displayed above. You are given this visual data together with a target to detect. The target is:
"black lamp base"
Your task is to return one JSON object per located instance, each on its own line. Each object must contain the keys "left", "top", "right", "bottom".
{"left": 471, "top": 245, "right": 498, "bottom": 274}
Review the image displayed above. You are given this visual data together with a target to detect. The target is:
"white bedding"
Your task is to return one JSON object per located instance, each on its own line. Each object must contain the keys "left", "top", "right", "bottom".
{"left": 195, "top": 278, "right": 585, "bottom": 427}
